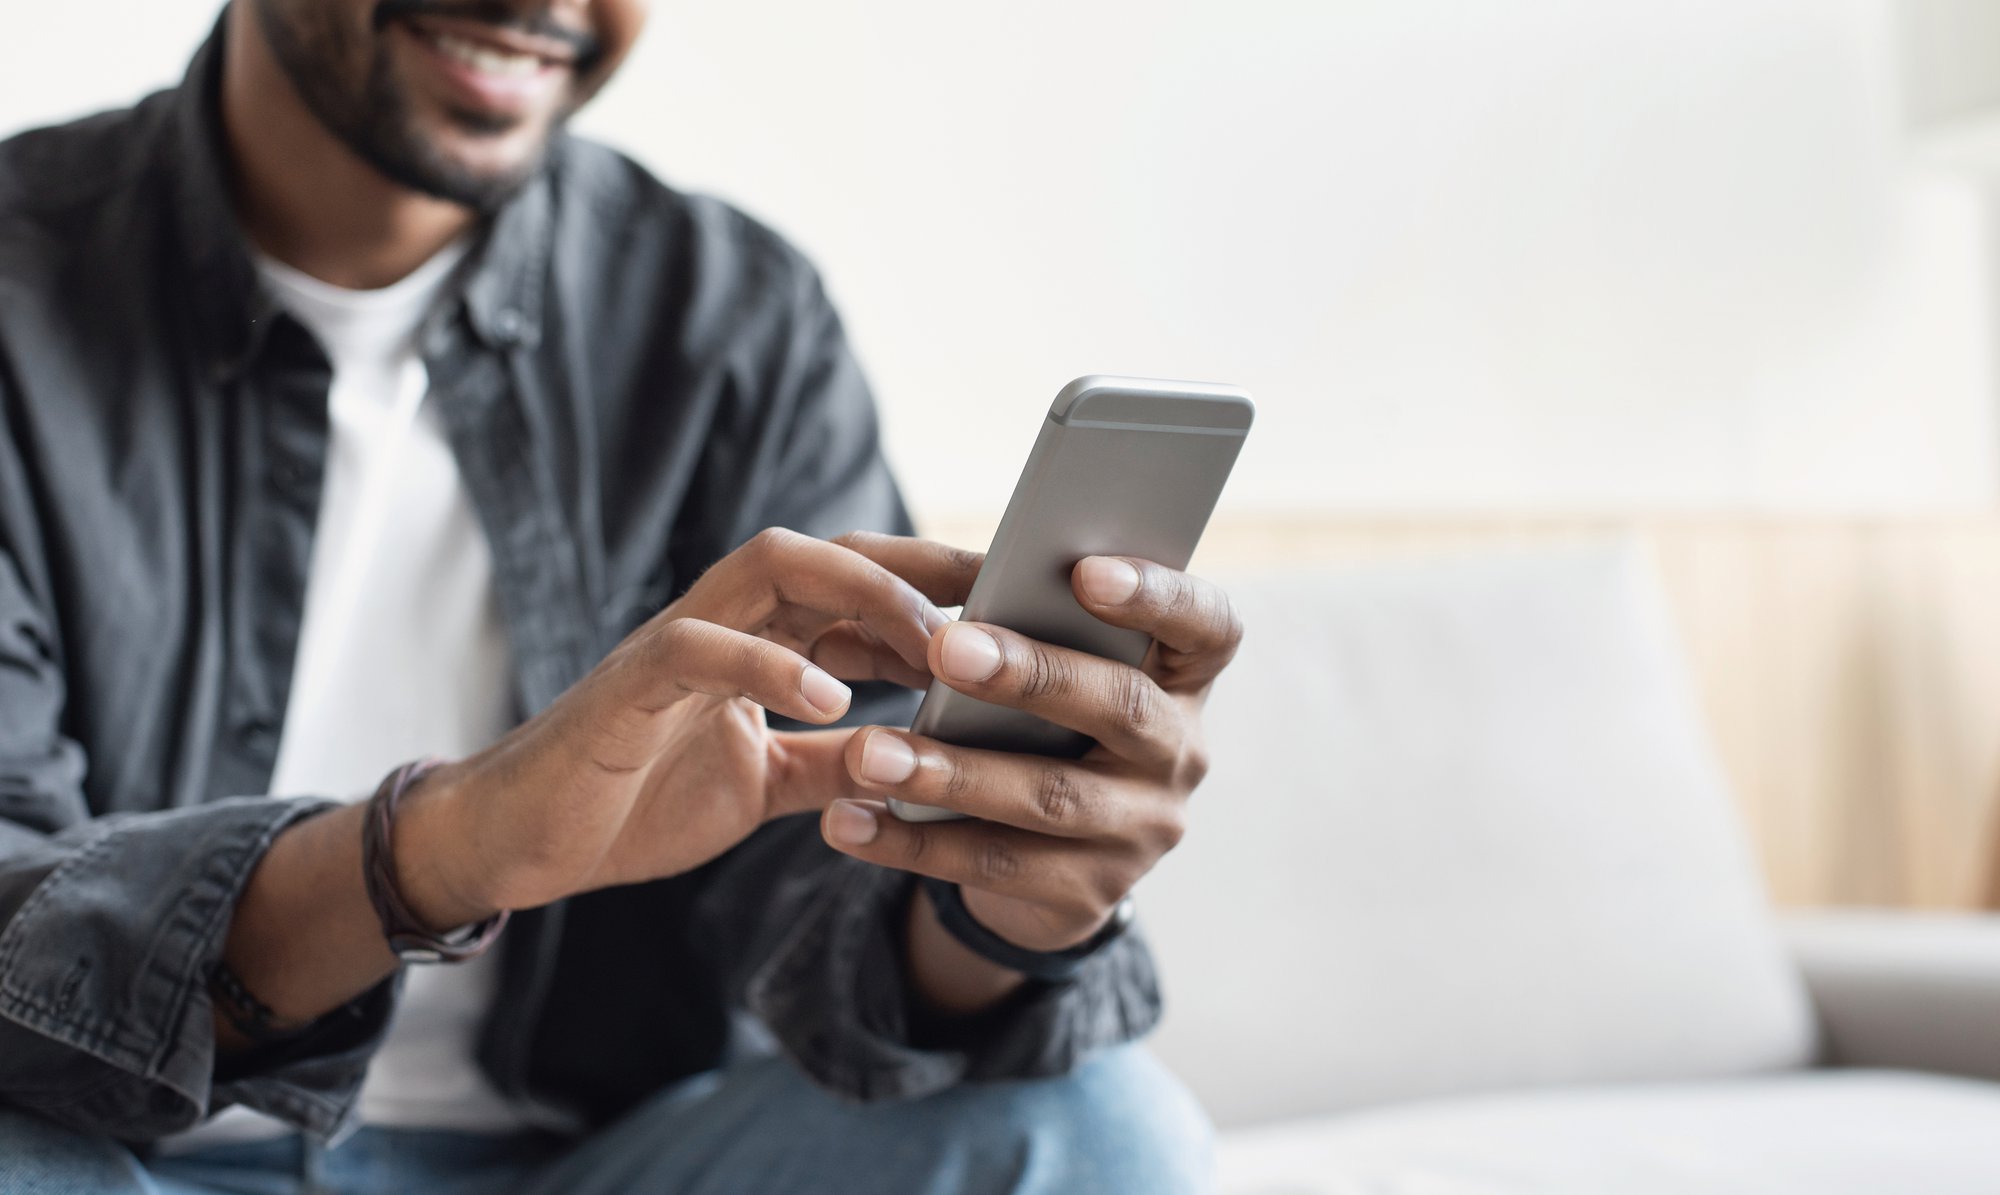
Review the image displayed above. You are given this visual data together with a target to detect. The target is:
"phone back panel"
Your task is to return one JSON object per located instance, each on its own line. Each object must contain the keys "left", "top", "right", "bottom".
{"left": 907, "top": 377, "right": 1253, "bottom": 761}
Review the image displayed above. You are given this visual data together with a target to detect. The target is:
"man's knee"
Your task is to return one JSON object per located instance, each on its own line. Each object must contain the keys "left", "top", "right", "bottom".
{"left": 0, "top": 1107, "right": 155, "bottom": 1194}
{"left": 934, "top": 1045, "right": 1218, "bottom": 1195}
{"left": 531, "top": 1046, "right": 1217, "bottom": 1195}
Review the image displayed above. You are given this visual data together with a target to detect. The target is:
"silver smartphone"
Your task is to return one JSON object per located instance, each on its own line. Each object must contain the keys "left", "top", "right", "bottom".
{"left": 888, "top": 375, "right": 1254, "bottom": 822}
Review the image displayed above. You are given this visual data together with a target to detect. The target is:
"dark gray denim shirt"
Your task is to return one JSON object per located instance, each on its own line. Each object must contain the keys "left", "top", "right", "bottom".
{"left": 0, "top": 20, "right": 1160, "bottom": 1144}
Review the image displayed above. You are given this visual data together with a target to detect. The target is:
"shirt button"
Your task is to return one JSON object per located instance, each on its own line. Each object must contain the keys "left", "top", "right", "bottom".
{"left": 236, "top": 717, "right": 279, "bottom": 753}
{"left": 494, "top": 309, "right": 527, "bottom": 343}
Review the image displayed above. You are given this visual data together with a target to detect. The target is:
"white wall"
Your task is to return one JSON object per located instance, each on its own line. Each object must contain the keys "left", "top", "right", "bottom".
{"left": 7, "top": 1, "right": 1999, "bottom": 518}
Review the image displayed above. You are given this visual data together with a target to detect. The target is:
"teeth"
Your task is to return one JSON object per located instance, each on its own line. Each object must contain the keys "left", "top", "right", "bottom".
{"left": 430, "top": 32, "right": 545, "bottom": 78}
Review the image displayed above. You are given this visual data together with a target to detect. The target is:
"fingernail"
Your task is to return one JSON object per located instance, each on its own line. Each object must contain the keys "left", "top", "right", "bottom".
{"left": 826, "top": 799, "right": 880, "bottom": 846}
{"left": 801, "top": 666, "right": 852, "bottom": 715}
{"left": 1080, "top": 557, "right": 1141, "bottom": 606}
{"left": 939, "top": 624, "right": 1003, "bottom": 683}
{"left": 860, "top": 732, "right": 918, "bottom": 785}
{"left": 922, "top": 603, "right": 951, "bottom": 634}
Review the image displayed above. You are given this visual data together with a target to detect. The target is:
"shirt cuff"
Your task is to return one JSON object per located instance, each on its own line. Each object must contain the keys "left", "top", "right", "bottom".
{"left": 745, "top": 860, "right": 1162, "bottom": 1102}
{"left": 0, "top": 797, "right": 395, "bottom": 1141}
{"left": 208, "top": 971, "right": 398, "bottom": 1143}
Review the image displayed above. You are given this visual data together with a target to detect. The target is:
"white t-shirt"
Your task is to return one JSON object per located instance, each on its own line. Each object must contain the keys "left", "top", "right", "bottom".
{"left": 169, "top": 239, "right": 526, "bottom": 1148}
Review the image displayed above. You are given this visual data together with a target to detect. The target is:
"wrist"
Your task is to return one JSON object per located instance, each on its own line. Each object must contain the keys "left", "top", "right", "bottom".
{"left": 960, "top": 885, "right": 1111, "bottom": 953}
{"left": 389, "top": 761, "right": 497, "bottom": 930}
{"left": 938, "top": 880, "right": 1135, "bottom": 982}
{"left": 907, "top": 882, "right": 1028, "bottom": 1016}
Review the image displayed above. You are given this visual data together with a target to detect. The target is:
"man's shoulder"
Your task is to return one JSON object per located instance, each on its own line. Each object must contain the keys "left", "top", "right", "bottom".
{"left": 0, "top": 92, "right": 173, "bottom": 224}
{"left": 0, "top": 94, "right": 176, "bottom": 325}
{"left": 549, "top": 136, "right": 828, "bottom": 312}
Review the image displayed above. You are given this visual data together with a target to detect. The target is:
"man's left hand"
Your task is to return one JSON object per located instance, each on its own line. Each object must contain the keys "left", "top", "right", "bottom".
{"left": 819, "top": 544, "right": 1244, "bottom": 954}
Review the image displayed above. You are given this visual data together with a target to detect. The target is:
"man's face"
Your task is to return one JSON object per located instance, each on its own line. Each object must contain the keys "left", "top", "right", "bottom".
{"left": 252, "top": 0, "right": 646, "bottom": 210}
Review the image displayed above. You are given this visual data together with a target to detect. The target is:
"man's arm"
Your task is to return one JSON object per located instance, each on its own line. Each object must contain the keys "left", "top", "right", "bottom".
{"left": 0, "top": 536, "right": 398, "bottom": 1140}
{"left": 0, "top": 512, "right": 966, "bottom": 1140}
{"left": 212, "top": 794, "right": 483, "bottom": 1051}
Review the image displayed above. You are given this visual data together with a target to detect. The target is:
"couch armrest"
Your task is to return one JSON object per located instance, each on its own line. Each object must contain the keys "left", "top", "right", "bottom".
{"left": 1782, "top": 910, "right": 2000, "bottom": 1083}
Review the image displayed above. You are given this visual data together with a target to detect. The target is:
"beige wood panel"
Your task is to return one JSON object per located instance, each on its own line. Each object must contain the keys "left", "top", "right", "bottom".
{"left": 918, "top": 514, "right": 2000, "bottom": 910}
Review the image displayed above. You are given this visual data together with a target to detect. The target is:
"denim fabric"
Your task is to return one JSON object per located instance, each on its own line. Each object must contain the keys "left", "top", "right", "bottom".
{"left": 0, "top": 7, "right": 1160, "bottom": 1146}
{"left": 0, "top": 1046, "right": 1214, "bottom": 1195}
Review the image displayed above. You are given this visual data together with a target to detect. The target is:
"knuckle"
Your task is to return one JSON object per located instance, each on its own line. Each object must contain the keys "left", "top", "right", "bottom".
{"left": 1167, "top": 573, "right": 1242, "bottom": 653}
{"left": 1072, "top": 860, "right": 1134, "bottom": 920}
{"left": 1217, "top": 594, "right": 1246, "bottom": 652}
{"left": 975, "top": 838, "right": 1022, "bottom": 885}
{"left": 1161, "top": 570, "right": 1201, "bottom": 624}
{"left": 943, "top": 544, "right": 984, "bottom": 574}
{"left": 939, "top": 753, "right": 975, "bottom": 804}
{"left": 1052, "top": 889, "right": 1105, "bottom": 929}
{"left": 1033, "top": 765, "right": 1085, "bottom": 828}
{"left": 1177, "top": 733, "right": 1212, "bottom": 791}
{"left": 902, "top": 825, "right": 931, "bottom": 866}
{"left": 1115, "top": 670, "right": 1163, "bottom": 737}
{"left": 747, "top": 525, "right": 799, "bottom": 561}
{"left": 1090, "top": 866, "right": 1135, "bottom": 913}
{"left": 1019, "top": 647, "right": 1078, "bottom": 701}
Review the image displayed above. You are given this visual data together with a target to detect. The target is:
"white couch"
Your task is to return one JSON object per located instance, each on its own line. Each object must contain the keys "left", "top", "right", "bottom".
{"left": 1140, "top": 544, "right": 2000, "bottom": 1193}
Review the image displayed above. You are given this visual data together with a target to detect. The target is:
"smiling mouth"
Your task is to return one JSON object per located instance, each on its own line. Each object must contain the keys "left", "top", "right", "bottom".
{"left": 396, "top": 12, "right": 587, "bottom": 78}
{"left": 421, "top": 28, "right": 562, "bottom": 76}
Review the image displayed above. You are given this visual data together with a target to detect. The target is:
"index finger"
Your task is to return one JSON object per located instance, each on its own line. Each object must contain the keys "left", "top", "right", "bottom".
{"left": 676, "top": 528, "right": 944, "bottom": 672}
{"left": 1071, "top": 557, "right": 1243, "bottom": 690}
{"left": 832, "top": 530, "right": 985, "bottom": 608}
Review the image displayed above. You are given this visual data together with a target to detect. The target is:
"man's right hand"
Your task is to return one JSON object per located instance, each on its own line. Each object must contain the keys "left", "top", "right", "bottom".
{"left": 396, "top": 527, "right": 964, "bottom": 929}
{"left": 216, "top": 527, "right": 969, "bottom": 1045}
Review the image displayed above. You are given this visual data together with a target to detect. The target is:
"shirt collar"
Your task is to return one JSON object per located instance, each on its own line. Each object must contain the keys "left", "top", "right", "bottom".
{"left": 163, "top": 6, "right": 553, "bottom": 377}
{"left": 459, "top": 153, "right": 552, "bottom": 353}
{"left": 167, "top": 12, "right": 270, "bottom": 382}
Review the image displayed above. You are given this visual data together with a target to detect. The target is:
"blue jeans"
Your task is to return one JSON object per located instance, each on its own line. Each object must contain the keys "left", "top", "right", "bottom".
{"left": 0, "top": 1046, "right": 1214, "bottom": 1194}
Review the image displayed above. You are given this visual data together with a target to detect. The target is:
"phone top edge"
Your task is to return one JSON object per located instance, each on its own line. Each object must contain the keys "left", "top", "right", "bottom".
{"left": 1048, "top": 375, "right": 1255, "bottom": 431}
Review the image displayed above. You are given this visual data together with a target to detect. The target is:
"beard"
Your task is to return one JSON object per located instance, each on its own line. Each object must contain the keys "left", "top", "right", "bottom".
{"left": 251, "top": 0, "right": 578, "bottom": 212}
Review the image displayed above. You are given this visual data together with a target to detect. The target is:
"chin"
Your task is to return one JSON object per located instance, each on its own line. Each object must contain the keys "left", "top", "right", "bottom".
{"left": 390, "top": 110, "right": 558, "bottom": 209}
{"left": 438, "top": 136, "right": 546, "bottom": 188}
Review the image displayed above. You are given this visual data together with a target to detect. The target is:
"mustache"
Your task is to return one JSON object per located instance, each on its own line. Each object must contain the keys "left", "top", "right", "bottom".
{"left": 372, "top": 0, "right": 603, "bottom": 68}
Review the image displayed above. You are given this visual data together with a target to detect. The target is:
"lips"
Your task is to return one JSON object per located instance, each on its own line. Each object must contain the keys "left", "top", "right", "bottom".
{"left": 427, "top": 29, "right": 556, "bottom": 77}
{"left": 395, "top": 16, "right": 576, "bottom": 119}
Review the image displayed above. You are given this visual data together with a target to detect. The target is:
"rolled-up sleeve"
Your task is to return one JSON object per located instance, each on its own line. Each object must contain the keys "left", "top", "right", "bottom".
{"left": 693, "top": 257, "right": 1163, "bottom": 1101}
{"left": 711, "top": 810, "right": 1163, "bottom": 1101}
{"left": 0, "top": 547, "right": 392, "bottom": 1141}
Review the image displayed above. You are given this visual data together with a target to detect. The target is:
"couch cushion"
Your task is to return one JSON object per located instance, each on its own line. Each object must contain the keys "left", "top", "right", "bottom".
{"left": 1142, "top": 544, "right": 1815, "bottom": 1125}
{"left": 1215, "top": 1070, "right": 2000, "bottom": 1194}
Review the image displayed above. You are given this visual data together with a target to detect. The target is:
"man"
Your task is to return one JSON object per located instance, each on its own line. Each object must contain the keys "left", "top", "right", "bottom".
{"left": 0, "top": 1, "right": 1241, "bottom": 1190}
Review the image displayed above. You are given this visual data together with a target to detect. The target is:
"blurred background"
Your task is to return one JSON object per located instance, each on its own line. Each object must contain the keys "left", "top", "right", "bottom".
{"left": 13, "top": 0, "right": 2000, "bottom": 519}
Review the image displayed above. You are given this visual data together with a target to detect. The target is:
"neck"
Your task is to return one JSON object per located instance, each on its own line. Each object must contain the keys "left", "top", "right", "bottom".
{"left": 221, "top": 3, "right": 474, "bottom": 289}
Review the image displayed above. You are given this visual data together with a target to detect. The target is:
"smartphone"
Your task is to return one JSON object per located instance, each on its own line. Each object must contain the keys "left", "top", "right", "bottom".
{"left": 888, "top": 375, "right": 1254, "bottom": 822}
